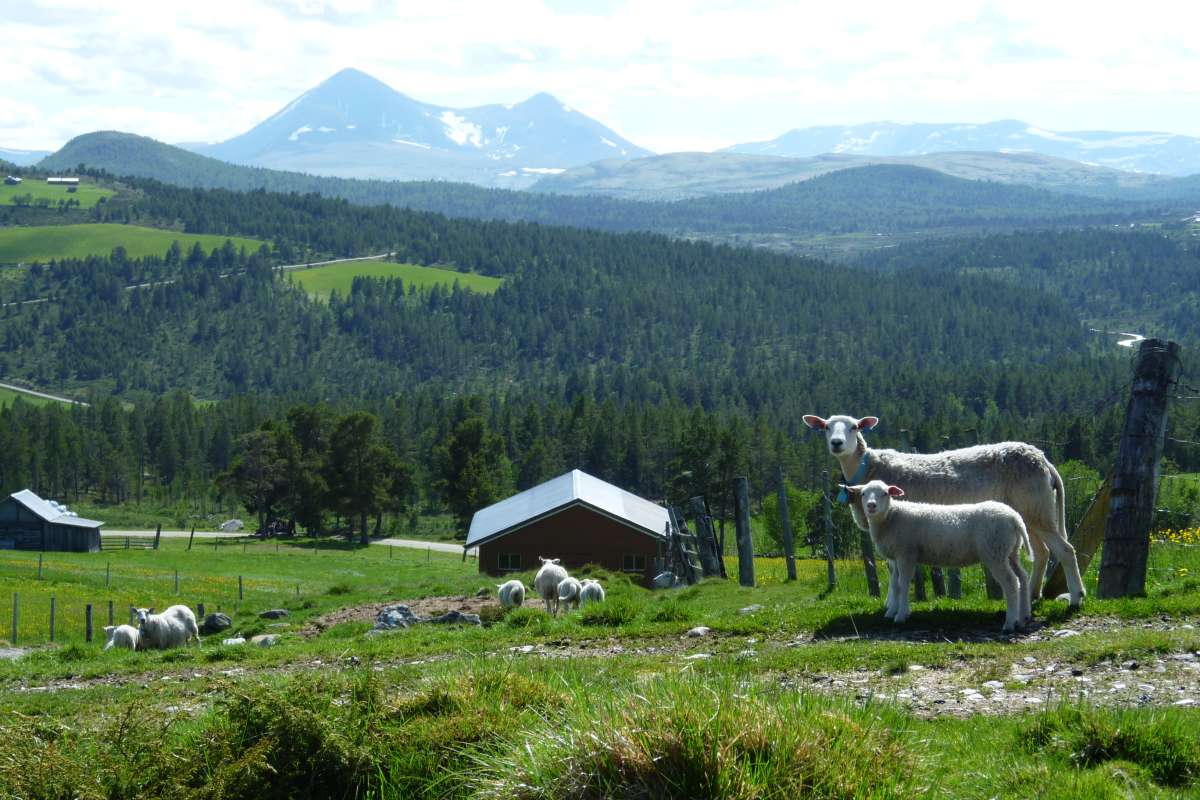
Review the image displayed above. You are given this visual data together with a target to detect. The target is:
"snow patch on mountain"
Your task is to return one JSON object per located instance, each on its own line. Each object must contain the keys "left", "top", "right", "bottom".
{"left": 520, "top": 167, "right": 565, "bottom": 174}
{"left": 288, "top": 126, "right": 312, "bottom": 141}
{"left": 393, "top": 138, "right": 431, "bottom": 149}
{"left": 440, "top": 112, "right": 483, "bottom": 147}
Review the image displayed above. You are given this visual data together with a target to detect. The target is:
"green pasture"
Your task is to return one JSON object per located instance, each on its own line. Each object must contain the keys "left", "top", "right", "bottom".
{"left": 0, "top": 385, "right": 56, "bottom": 408}
{"left": 0, "top": 223, "right": 265, "bottom": 264}
{"left": 0, "top": 180, "right": 114, "bottom": 210}
{"left": 289, "top": 260, "right": 503, "bottom": 298}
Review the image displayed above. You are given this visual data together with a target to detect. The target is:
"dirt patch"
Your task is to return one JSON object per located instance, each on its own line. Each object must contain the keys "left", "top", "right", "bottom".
{"left": 302, "top": 594, "right": 496, "bottom": 637}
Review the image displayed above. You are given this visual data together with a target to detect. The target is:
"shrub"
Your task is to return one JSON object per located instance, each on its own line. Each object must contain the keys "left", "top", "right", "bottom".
{"left": 326, "top": 582, "right": 353, "bottom": 596}
{"left": 645, "top": 600, "right": 691, "bottom": 623}
{"left": 580, "top": 598, "right": 637, "bottom": 626}
{"left": 503, "top": 607, "right": 549, "bottom": 629}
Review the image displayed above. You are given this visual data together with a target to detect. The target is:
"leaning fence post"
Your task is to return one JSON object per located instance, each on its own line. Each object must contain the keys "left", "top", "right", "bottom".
{"left": 153, "top": 524, "right": 161, "bottom": 550}
{"left": 821, "top": 471, "right": 836, "bottom": 591}
{"left": 733, "top": 476, "right": 755, "bottom": 587}
{"left": 776, "top": 466, "right": 797, "bottom": 581}
{"left": 187, "top": 526, "right": 195, "bottom": 551}
{"left": 49, "top": 595, "right": 56, "bottom": 643}
{"left": 238, "top": 575, "right": 244, "bottom": 601}
{"left": 85, "top": 604, "right": 93, "bottom": 643}
{"left": 105, "top": 561, "right": 110, "bottom": 589}
{"left": 107, "top": 599, "right": 114, "bottom": 626}
{"left": 1099, "top": 338, "right": 1182, "bottom": 598}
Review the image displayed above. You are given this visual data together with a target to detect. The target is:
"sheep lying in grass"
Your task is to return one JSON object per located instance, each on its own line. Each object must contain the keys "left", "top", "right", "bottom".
{"left": 804, "top": 413, "right": 1084, "bottom": 611}
{"left": 843, "top": 480, "right": 1032, "bottom": 633}
{"left": 496, "top": 579, "right": 527, "bottom": 608}
{"left": 135, "top": 605, "right": 201, "bottom": 649}
{"left": 103, "top": 624, "right": 140, "bottom": 651}
{"left": 534, "top": 557, "right": 569, "bottom": 615}
{"left": 579, "top": 579, "right": 606, "bottom": 607}
{"left": 557, "top": 577, "right": 583, "bottom": 613}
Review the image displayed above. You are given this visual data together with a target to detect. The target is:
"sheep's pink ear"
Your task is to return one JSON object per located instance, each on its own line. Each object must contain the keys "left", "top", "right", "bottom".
{"left": 802, "top": 415, "right": 828, "bottom": 430}
{"left": 887, "top": 485, "right": 905, "bottom": 498}
{"left": 856, "top": 416, "right": 879, "bottom": 431}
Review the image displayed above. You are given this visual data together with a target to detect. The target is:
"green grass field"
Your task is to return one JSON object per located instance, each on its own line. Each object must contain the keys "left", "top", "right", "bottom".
{"left": 0, "top": 180, "right": 115, "bottom": 210}
{"left": 290, "top": 260, "right": 503, "bottom": 297}
{"left": 0, "top": 386, "right": 55, "bottom": 408}
{"left": 0, "top": 223, "right": 265, "bottom": 264}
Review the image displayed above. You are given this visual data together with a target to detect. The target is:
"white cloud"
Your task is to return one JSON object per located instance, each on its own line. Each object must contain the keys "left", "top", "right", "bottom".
{"left": 4, "top": 0, "right": 1200, "bottom": 153}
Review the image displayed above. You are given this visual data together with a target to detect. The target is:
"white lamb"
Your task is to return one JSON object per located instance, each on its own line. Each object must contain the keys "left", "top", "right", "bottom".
{"left": 534, "top": 557, "right": 569, "bottom": 615}
{"left": 557, "top": 577, "right": 583, "bottom": 613}
{"left": 135, "top": 605, "right": 201, "bottom": 649}
{"left": 804, "top": 414, "right": 1084, "bottom": 611}
{"left": 579, "top": 579, "right": 606, "bottom": 607}
{"left": 103, "top": 624, "right": 140, "bottom": 651}
{"left": 844, "top": 480, "right": 1032, "bottom": 632}
{"left": 496, "top": 579, "right": 527, "bottom": 608}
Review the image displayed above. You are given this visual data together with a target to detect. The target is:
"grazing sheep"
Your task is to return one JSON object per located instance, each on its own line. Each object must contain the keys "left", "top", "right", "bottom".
{"left": 135, "top": 605, "right": 201, "bottom": 649}
{"left": 534, "top": 557, "right": 569, "bottom": 615}
{"left": 103, "top": 624, "right": 140, "bottom": 651}
{"left": 844, "top": 480, "right": 1032, "bottom": 632}
{"left": 579, "top": 579, "right": 606, "bottom": 607}
{"left": 804, "top": 414, "right": 1084, "bottom": 611}
{"left": 557, "top": 577, "right": 583, "bottom": 613}
{"left": 496, "top": 579, "right": 527, "bottom": 608}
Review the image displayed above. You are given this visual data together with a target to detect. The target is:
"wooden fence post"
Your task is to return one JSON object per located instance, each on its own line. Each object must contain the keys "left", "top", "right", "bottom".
{"left": 930, "top": 567, "right": 946, "bottom": 597}
{"left": 733, "top": 477, "right": 755, "bottom": 587}
{"left": 107, "top": 599, "right": 114, "bottom": 627}
{"left": 859, "top": 528, "right": 880, "bottom": 597}
{"left": 776, "top": 466, "right": 797, "bottom": 581}
{"left": 948, "top": 568, "right": 962, "bottom": 599}
{"left": 1099, "top": 338, "right": 1182, "bottom": 598}
{"left": 85, "top": 604, "right": 93, "bottom": 643}
{"left": 238, "top": 575, "right": 244, "bottom": 601}
{"left": 129, "top": 606, "right": 136, "bottom": 626}
{"left": 198, "top": 603, "right": 205, "bottom": 620}
{"left": 187, "top": 526, "right": 195, "bottom": 551}
{"left": 913, "top": 566, "right": 927, "bottom": 601}
{"left": 983, "top": 568, "right": 1003, "bottom": 600}
{"left": 689, "top": 496, "right": 723, "bottom": 578}
{"left": 821, "top": 471, "right": 837, "bottom": 591}
{"left": 153, "top": 524, "right": 161, "bottom": 550}
{"left": 105, "top": 561, "right": 110, "bottom": 589}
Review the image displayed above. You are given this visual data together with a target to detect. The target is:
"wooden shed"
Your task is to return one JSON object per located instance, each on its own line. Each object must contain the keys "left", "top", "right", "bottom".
{"left": 0, "top": 490, "right": 102, "bottom": 552}
{"left": 466, "top": 470, "right": 668, "bottom": 586}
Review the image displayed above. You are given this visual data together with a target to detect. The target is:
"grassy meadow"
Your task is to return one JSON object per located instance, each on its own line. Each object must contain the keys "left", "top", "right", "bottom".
{"left": 1, "top": 536, "right": 1200, "bottom": 798}
{"left": 0, "top": 223, "right": 265, "bottom": 264}
{"left": 0, "top": 385, "right": 56, "bottom": 408}
{"left": 0, "top": 179, "right": 115, "bottom": 210}
{"left": 289, "top": 259, "right": 504, "bottom": 297}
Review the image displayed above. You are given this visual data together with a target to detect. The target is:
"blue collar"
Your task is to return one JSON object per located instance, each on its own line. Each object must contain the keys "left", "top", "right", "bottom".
{"left": 836, "top": 452, "right": 870, "bottom": 503}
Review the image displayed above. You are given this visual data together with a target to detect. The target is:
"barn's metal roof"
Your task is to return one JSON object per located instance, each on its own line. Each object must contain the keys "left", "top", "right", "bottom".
{"left": 465, "top": 469, "right": 668, "bottom": 548}
{"left": 9, "top": 490, "right": 102, "bottom": 529}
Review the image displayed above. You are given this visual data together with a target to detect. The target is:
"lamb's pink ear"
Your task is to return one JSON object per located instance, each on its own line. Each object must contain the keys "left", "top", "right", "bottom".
{"left": 856, "top": 416, "right": 879, "bottom": 431}
{"left": 802, "top": 415, "right": 828, "bottom": 430}
{"left": 886, "top": 485, "right": 905, "bottom": 498}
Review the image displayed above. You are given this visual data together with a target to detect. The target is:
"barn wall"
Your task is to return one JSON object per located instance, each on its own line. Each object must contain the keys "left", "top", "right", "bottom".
{"left": 478, "top": 504, "right": 660, "bottom": 586}
{"left": 0, "top": 498, "right": 100, "bottom": 552}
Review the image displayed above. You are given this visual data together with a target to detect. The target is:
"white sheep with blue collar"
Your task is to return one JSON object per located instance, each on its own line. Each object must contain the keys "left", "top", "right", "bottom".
{"left": 843, "top": 480, "right": 1032, "bottom": 632}
{"left": 804, "top": 414, "right": 1084, "bottom": 615}
{"left": 135, "top": 605, "right": 201, "bottom": 649}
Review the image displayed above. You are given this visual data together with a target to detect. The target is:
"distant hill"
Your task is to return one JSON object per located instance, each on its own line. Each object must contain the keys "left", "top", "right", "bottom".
{"left": 186, "top": 68, "right": 651, "bottom": 187}
{"left": 532, "top": 150, "right": 1175, "bottom": 201}
{"left": 0, "top": 146, "right": 50, "bottom": 167}
{"left": 726, "top": 120, "right": 1200, "bottom": 176}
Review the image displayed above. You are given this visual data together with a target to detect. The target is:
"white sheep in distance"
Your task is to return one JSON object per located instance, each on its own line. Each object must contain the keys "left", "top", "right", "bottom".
{"left": 534, "top": 557, "right": 569, "bottom": 615}
{"left": 804, "top": 414, "right": 1084, "bottom": 612}
{"left": 557, "top": 577, "right": 583, "bottom": 613}
{"left": 135, "top": 605, "right": 201, "bottom": 649}
{"left": 579, "top": 579, "right": 606, "bottom": 607}
{"left": 844, "top": 480, "right": 1032, "bottom": 632}
{"left": 103, "top": 624, "right": 141, "bottom": 651}
{"left": 496, "top": 579, "right": 527, "bottom": 608}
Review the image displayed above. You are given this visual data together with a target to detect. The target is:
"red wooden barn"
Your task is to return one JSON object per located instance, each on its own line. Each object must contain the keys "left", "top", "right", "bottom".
{"left": 466, "top": 470, "right": 668, "bottom": 585}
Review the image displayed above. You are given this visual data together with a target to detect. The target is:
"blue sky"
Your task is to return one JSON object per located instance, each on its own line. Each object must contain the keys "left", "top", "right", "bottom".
{"left": 2, "top": 0, "right": 1197, "bottom": 153}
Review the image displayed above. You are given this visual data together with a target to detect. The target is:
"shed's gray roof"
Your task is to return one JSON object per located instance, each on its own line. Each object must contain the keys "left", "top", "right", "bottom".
{"left": 9, "top": 490, "right": 102, "bottom": 529}
{"left": 465, "top": 469, "right": 668, "bottom": 548}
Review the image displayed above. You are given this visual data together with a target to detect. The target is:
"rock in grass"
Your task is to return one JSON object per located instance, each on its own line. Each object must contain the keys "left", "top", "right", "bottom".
{"left": 200, "top": 613, "right": 232, "bottom": 634}
{"left": 221, "top": 637, "right": 246, "bottom": 646}
{"left": 738, "top": 604, "right": 764, "bottom": 615}
{"left": 686, "top": 626, "right": 711, "bottom": 638}
{"left": 426, "top": 610, "right": 481, "bottom": 626}
{"left": 259, "top": 609, "right": 289, "bottom": 620}
{"left": 249, "top": 634, "right": 279, "bottom": 647}
{"left": 374, "top": 604, "right": 418, "bottom": 630}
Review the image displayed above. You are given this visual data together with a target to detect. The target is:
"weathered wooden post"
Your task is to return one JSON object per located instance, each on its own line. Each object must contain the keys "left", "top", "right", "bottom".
{"left": 238, "top": 575, "right": 244, "bottom": 601}
{"left": 105, "top": 561, "right": 110, "bottom": 589}
{"left": 1099, "top": 338, "right": 1182, "bottom": 598}
{"left": 733, "top": 476, "right": 755, "bottom": 587}
{"left": 689, "top": 496, "right": 723, "bottom": 577}
{"left": 187, "top": 526, "right": 195, "bottom": 551}
{"left": 198, "top": 602, "right": 205, "bottom": 620}
{"left": 983, "top": 568, "right": 1004, "bottom": 600}
{"left": 913, "top": 566, "right": 927, "bottom": 601}
{"left": 153, "top": 524, "right": 162, "bottom": 550}
{"left": 776, "top": 467, "right": 797, "bottom": 581}
{"left": 859, "top": 528, "right": 880, "bottom": 597}
{"left": 930, "top": 567, "right": 946, "bottom": 596}
{"left": 107, "top": 599, "right": 114, "bottom": 626}
{"left": 822, "top": 471, "right": 836, "bottom": 591}
{"left": 948, "top": 568, "right": 962, "bottom": 599}
{"left": 85, "top": 604, "right": 93, "bottom": 643}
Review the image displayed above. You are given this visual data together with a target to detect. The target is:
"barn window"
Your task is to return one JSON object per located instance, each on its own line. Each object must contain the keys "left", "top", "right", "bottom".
{"left": 497, "top": 552, "right": 521, "bottom": 572}
{"left": 622, "top": 553, "right": 646, "bottom": 573}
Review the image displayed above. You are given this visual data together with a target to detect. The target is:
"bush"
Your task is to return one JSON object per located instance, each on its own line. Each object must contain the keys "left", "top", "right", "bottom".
{"left": 645, "top": 600, "right": 692, "bottom": 623}
{"left": 326, "top": 582, "right": 353, "bottom": 596}
{"left": 503, "top": 607, "right": 549, "bottom": 628}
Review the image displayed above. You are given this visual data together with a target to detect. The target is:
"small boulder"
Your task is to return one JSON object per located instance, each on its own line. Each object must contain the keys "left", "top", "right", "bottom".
{"left": 249, "top": 634, "right": 279, "bottom": 647}
{"left": 259, "top": 609, "right": 289, "bottom": 620}
{"left": 425, "top": 610, "right": 481, "bottom": 626}
{"left": 219, "top": 519, "right": 244, "bottom": 532}
{"left": 200, "top": 613, "right": 232, "bottom": 635}
{"left": 686, "top": 626, "right": 711, "bottom": 638}
{"left": 738, "top": 604, "right": 764, "bottom": 615}
{"left": 374, "top": 604, "right": 419, "bottom": 631}
{"left": 221, "top": 637, "right": 246, "bottom": 646}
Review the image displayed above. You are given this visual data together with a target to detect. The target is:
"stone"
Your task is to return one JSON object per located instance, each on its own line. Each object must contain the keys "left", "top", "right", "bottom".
{"left": 686, "top": 626, "right": 711, "bottom": 638}
{"left": 1053, "top": 629, "right": 1080, "bottom": 638}
{"left": 425, "top": 610, "right": 482, "bottom": 626}
{"left": 684, "top": 653, "right": 712, "bottom": 660}
{"left": 983, "top": 680, "right": 1005, "bottom": 690}
{"left": 199, "top": 613, "right": 232, "bottom": 635}
{"left": 259, "top": 609, "right": 289, "bottom": 620}
{"left": 1123, "top": 660, "right": 1139, "bottom": 671}
{"left": 219, "top": 519, "right": 244, "bottom": 532}
{"left": 221, "top": 637, "right": 246, "bottom": 646}
{"left": 738, "top": 604, "right": 764, "bottom": 615}
{"left": 249, "top": 634, "right": 279, "bottom": 647}
{"left": 374, "top": 604, "right": 418, "bottom": 631}
{"left": 1175, "top": 698, "right": 1195, "bottom": 706}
